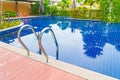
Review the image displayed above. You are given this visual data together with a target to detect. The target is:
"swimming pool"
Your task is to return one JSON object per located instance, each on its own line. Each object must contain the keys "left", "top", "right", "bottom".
{"left": 0, "top": 16, "right": 120, "bottom": 79}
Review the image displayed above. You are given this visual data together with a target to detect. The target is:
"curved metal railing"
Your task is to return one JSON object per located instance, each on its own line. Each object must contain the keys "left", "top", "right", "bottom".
{"left": 17, "top": 24, "right": 49, "bottom": 62}
{"left": 17, "top": 25, "right": 59, "bottom": 62}
{"left": 18, "top": 25, "right": 37, "bottom": 56}
{"left": 39, "top": 27, "right": 59, "bottom": 60}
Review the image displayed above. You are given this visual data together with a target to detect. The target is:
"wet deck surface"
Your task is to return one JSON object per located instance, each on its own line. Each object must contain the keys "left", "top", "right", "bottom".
{"left": 0, "top": 47, "right": 85, "bottom": 80}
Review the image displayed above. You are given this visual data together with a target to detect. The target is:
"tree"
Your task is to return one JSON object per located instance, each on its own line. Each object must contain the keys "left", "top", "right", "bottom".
{"left": 0, "top": 1, "right": 2, "bottom": 24}
{"left": 15, "top": 0, "right": 18, "bottom": 15}
{"left": 39, "top": 0, "right": 44, "bottom": 14}
{"left": 43, "top": 0, "right": 50, "bottom": 14}
{"left": 39, "top": 0, "right": 50, "bottom": 14}
{"left": 76, "top": 0, "right": 82, "bottom": 3}
{"left": 72, "top": 0, "right": 76, "bottom": 9}
{"left": 100, "top": 0, "right": 120, "bottom": 22}
{"left": 83, "top": 0, "right": 99, "bottom": 9}
{"left": 57, "top": 0, "right": 72, "bottom": 9}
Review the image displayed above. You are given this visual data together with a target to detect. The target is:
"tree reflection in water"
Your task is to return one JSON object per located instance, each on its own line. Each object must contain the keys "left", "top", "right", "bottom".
{"left": 80, "top": 21, "right": 107, "bottom": 58}
{"left": 78, "top": 21, "right": 120, "bottom": 58}
{"left": 83, "top": 32, "right": 106, "bottom": 58}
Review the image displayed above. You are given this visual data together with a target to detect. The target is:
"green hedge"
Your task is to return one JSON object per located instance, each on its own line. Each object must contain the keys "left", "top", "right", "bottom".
{"left": 31, "top": 2, "right": 40, "bottom": 15}
{"left": 100, "top": 0, "right": 120, "bottom": 22}
{"left": 70, "top": 7, "right": 102, "bottom": 20}
{"left": 5, "top": 11, "right": 17, "bottom": 17}
{"left": 49, "top": 6, "right": 70, "bottom": 16}
{"left": 48, "top": 6, "right": 102, "bottom": 20}
{"left": 50, "top": 9, "right": 70, "bottom": 16}
{"left": 0, "top": 19, "right": 21, "bottom": 29}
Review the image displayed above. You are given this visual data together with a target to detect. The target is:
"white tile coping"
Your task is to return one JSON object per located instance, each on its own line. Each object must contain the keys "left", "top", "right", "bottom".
{"left": 0, "top": 42, "right": 117, "bottom": 80}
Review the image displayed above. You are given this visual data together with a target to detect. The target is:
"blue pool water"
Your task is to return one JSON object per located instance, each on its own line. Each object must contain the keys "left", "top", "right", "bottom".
{"left": 0, "top": 16, "right": 120, "bottom": 79}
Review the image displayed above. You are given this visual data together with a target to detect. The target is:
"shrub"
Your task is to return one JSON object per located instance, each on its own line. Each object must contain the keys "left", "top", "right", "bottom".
{"left": 49, "top": 6, "right": 70, "bottom": 16}
{"left": 5, "top": 11, "right": 17, "bottom": 17}
{"left": 31, "top": 2, "right": 40, "bottom": 15}
{"left": 0, "top": 19, "right": 21, "bottom": 29}
{"left": 56, "top": 10, "right": 70, "bottom": 16}
{"left": 100, "top": 0, "right": 120, "bottom": 22}
{"left": 70, "top": 7, "right": 102, "bottom": 20}
{"left": 88, "top": 9, "right": 102, "bottom": 19}
{"left": 70, "top": 7, "right": 87, "bottom": 19}
{"left": 49, "top": 6, "right": 57, "bottom": 16}
{"left": 43, "top": 0, "right": 50, "bottom": 15}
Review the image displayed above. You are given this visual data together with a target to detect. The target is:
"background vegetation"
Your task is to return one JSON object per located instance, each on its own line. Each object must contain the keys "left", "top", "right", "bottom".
{"left": 31, "top": 2, "right": 40, "bottom": 15}
{"left": 0, "top": 19, "right": 21, "bottom": 29}
{"left": 1, "top": 0, "right": 120, "bottom": 23}
{"left": 100, "top": 0, "right": 120, "bottom": 22}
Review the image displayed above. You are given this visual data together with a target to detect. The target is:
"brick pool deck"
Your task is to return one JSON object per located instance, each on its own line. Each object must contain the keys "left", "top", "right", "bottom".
{"left": 0, "top": 47, "right": 85, "bottom": 80}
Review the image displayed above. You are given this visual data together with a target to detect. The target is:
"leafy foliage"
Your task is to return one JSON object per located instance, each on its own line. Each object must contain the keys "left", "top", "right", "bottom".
{"left": 5, "top": 11, "right": 17, "bottom": 17}
{"left": 43, "top": 0, "right": 50, "bottom": 14}
{"left": 7, "top": 0, "right": 120, "bottom": 23}
{"left": 0, "top": 11, "right": 21, "bottom": 29}
{"left": 49, "top": 6, "right": 57, "bottom": 15}
{"left": 49, "top": 6, "right": 70, "bottom": 16}
{"left": 76, "top": 0, "right": 83, "bottom": 3}
{"left": 0, "top": 19, "right": 21, "bottom": 29}
{"left": 70, "top": 7, "right": 101, "bottom": 19}
{"left": 70, "top": 7, "right": 87, "bottom": 18}
{"left": 57, "top": 0, "right": 71, "bottom": 10}
{"left": 31, "top": 2, "right": 40, "bottom": 15}
{"left": 100, "top": 0, "right": 120, "bottom": 22}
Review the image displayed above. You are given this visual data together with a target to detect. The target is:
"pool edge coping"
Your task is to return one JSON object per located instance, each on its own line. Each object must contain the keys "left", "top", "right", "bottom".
{"left": 0, "top": 42, "right": 117, "bottom": 80}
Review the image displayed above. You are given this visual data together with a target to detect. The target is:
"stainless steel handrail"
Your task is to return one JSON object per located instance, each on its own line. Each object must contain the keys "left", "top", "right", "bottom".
{"left": 17, "top": 24, "right": 49, "bottom": 62}
{"left": 39, "top": 27, "right": 59, "bottom": 60}
{"left": 17, "top": 24, "right": 38, "bottom": 56}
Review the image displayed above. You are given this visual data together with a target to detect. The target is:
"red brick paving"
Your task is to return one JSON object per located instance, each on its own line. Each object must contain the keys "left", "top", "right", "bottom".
{"left": 0, "top": 47, "right": 85, "bottom": 80}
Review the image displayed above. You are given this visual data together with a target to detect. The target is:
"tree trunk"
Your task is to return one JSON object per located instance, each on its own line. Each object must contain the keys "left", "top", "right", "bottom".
{"left": 39, "top": 0, "right": 44, "bottom": 14}
{"left": 72, "top": 0, "right": 76, "bottom": 9}
{"left": 0, "top": 1, "right": 3, "bottom": 23}
{"left": 15, "top": 0, "right": 18, "bottom": 16}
